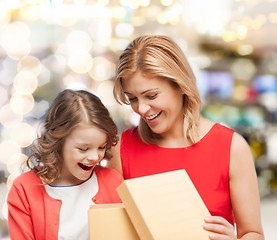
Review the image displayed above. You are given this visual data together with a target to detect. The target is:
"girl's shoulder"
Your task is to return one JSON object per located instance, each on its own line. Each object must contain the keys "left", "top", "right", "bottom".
{"left": 12, "top": 170, "right": 42, "bottom": 187}
{"left": 8, "top": 170, "right": 44, "bottom": 201}
{"left": 94, "top": 165, "right": 123, "bottom": 179}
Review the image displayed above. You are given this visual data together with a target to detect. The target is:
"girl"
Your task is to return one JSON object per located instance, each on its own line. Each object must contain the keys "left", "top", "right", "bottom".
{"left": 110, "top": 35, "right": 264, "bottom": 240}
{"left": 7, "top": 89, "right": 123, "bottom": 240}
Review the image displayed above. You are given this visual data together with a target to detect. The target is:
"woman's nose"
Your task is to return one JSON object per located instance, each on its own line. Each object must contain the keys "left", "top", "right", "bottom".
{"left": 137, "top": 101, "right": 150, "bottom": 115}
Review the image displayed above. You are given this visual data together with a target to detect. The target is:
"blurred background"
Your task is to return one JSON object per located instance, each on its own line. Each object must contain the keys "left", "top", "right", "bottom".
{"left": 0, "top": 0, "right": 276, "bottom": 239}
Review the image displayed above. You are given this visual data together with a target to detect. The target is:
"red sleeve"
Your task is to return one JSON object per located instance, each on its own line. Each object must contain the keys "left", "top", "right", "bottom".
{"left": 7, "top": 180, "right": 35, "bottom": 240}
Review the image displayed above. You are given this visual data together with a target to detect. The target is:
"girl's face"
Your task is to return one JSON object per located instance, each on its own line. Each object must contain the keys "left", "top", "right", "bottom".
{"left": 123, "top": 72, "right": 185, "bottom": 139}
{"left": 57, "top": 124, "right": 107, "bottom": 186}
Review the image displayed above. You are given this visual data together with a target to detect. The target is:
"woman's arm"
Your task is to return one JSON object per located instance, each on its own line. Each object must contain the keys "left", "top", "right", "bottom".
{"left": 204, "top": 132, "right": 264, "bottom": 239}
{"left": 229, "top": 132, "right": 264, "bottom": 239}
{"left": 108, "top": 134, "right": 124, "bottom": 177}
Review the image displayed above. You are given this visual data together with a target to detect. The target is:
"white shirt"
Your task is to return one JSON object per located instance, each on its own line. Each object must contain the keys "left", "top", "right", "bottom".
{"left": 44, "top": 172, "right": 98, "bottom": 240}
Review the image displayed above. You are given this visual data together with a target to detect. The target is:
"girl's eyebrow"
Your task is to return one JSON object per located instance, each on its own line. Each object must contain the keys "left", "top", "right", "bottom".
{"left": 75, "top": 142, "right": 89, "bottom": 145}
{"left": 76, "top": 142, "right": 107, "bottom": 146}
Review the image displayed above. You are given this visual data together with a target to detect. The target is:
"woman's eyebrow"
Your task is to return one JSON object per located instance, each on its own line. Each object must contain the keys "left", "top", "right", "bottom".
{"left": 124, "top": 88, "right": 159, "bottom": 95}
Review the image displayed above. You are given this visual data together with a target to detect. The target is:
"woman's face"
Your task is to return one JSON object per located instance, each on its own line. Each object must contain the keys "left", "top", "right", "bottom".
{"left": 123, "top": 72, "right": 185, "bottom": 138}
{"left": 56, "top": 124, "right": 107, "bottom": 186}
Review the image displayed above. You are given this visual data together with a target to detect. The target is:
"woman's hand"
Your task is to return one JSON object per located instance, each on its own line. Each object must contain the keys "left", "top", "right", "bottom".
{"left": 203, "top": 216, "right": 237, "bottom": 240}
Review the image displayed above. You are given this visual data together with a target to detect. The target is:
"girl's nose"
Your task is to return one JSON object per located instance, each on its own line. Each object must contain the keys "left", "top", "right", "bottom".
{"left": 86, "top": 150, "right": 99, "bottom": 161}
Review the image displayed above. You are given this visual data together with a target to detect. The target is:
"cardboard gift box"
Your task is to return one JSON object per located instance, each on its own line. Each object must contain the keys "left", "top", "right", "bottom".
{"left": 88, "top": 203, "right": 140, "bottom": 240}
{"left": 117, "top": 169, "right": 211, "bottom": 240}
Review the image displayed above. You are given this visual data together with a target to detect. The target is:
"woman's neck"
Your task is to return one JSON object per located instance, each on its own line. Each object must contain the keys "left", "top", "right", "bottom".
{"left": 154, "top": 116, "right": 214, "bottom": 148}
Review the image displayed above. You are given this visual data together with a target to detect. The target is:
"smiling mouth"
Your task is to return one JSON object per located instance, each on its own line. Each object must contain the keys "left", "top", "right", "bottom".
{"left": 145, "top": 111, "right": 162, "bottom": 121}
{"left": 78, "top": 163, "right": 93, "bottom": 171}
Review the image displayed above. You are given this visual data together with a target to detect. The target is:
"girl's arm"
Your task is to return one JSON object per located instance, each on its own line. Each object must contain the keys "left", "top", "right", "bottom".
{"left": 7, "top": 182, "right": 35, "bottom": 240}
{"left": 204, "top": 132, "right": 264, "bottom": 239}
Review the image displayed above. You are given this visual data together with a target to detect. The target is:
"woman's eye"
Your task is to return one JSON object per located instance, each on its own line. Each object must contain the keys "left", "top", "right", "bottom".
{"left": 128, "top": 97, "right": 137, "bottom": 102}
{"left": 148, "top": 93, "right": 158, "bottom": 99}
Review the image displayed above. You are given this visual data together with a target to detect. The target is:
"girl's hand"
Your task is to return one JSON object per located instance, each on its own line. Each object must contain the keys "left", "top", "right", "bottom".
{"left": 203, "top": 216, "right": 237, "bottom": 240}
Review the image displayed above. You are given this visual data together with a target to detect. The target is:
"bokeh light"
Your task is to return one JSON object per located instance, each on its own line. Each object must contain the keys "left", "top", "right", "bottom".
{"left": 17, "top": 55, "right": 42, "bottom": 76}
{"left": 231, "top": 58, "right": 256, "bottom": 82}
{"left": 0, "top": 104, "right": 23, "bottom": 128}
{"left": 6, "top": 153, "right": 28, "bottom": 174}
{"left": 0, "top": 140, "right": 21, "bottom": 164}
{"left": 97, "top": 80, "right": 116, "bottom": 106}
{"left": 6, "top": 171, "right": 22, "bottom": 189}
{"left": 88, "top": 57, "right": 115, "bottom": 81}
{"left": 10, "top": 122, "right": 36, "bottom": 148}
{"left": 66, "top": 30, "right": 92, "bottom": 53}
{"left": 266, "top": 130, "right": 277, "bottom": 164}
{"left": 13, "top": 70, "right": 38, "bottom": 94}
{"left": 0, "top": 85, "right": 8, "bottom": 106}
{"left": 0, "top": 21, "right": 31, "bottom": 60}
{"left": 63, "top": 73, "right": 87, "bottom": 90}
{"left": 115, "top": 23, "right": 134, "bottom": 38}
{"left": 68, "top": 51, "right": 93, "bottom": 74}
{"left": 9, "top": 93, "right": 35, "bottom": 115}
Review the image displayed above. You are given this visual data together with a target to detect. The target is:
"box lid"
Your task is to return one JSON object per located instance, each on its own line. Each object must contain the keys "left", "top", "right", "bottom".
{"left": 117, "top": 169, "right": 211, "bottom": 240}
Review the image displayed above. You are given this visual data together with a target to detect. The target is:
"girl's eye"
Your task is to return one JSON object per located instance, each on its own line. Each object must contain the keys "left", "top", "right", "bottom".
{"left": 99, "top": 145, "right": 107, "bottom": 150}
{"left": 78, "top": 148, "right": 88, "bottom": 152}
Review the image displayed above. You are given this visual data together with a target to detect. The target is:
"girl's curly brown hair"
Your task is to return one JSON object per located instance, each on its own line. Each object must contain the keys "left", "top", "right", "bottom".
{"left": 27, "top": 89, "right": 118, "bottom": 184}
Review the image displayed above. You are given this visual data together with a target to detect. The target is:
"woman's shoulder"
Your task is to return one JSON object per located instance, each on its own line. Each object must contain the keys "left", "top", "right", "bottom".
{"left": 230, "top": 131, "right": 250, "bottom": 153}
{"left": 199, "top": 117, "right": 234, "bottom": 139}
{"left": 122, "top": 126, "right": 138, "bottom": 137}
{"left": 121, "top": 126, "right": 145, "bottom": 146}
{"left": 200, "top": 118, "right": 252, "bottom": 164}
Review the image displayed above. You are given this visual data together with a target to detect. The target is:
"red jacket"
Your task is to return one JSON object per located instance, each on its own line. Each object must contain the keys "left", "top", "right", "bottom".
{"left": 7, "top": 166, "right": 123, "bottom": 240}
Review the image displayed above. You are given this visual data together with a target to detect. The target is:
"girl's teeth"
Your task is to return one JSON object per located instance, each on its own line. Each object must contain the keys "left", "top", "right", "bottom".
{"left": 78, "top": 163, "right": 92, "bottom": 171}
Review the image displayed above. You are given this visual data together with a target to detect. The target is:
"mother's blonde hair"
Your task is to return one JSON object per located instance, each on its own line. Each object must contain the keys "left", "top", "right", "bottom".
{"left": 113, "top": 35, "right": 201, "bottom": 144}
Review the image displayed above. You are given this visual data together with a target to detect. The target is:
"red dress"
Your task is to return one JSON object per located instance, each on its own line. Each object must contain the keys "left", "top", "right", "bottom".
{"left": 120, "top": 123, "right": 235, "bottom": 224}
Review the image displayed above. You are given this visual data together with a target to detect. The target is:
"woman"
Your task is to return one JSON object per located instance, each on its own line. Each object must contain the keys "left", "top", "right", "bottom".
{"left": 110, "top": 35, "right": 264, "bottom": 239}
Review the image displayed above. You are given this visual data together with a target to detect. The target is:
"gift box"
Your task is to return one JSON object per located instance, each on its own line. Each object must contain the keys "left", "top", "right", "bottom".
{"left": 116, "top": 169, "right": 211, "bottom": 240}
{"left": 88, "top": 203, "right": 140, "bottom": 240}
